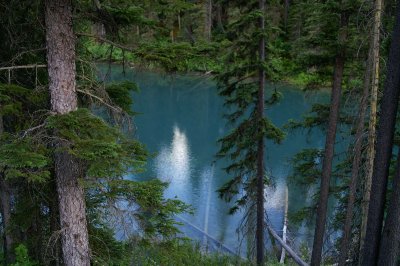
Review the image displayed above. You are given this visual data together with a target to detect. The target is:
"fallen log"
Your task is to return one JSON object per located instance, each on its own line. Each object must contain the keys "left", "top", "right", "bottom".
{"left": 267, "top": 224, "right": 309, "bottom": 266}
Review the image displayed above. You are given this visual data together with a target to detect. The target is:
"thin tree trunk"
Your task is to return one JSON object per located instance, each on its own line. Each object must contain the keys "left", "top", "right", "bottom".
{"left": 378, "top": 149, "right": 400, "bottom": 265}
{"left": 256, "top": 0, "right": 266, "bottom": 264}
{"left": 284, "top": 0, "right": 290, "bottom": 29}
{"left": 337, "top": 45, "right": 372, "bottom": 266}
{"left": 361, "top": 4, "right": 400, "bottom": 265}
{"left": 311, "top": 11, "right": 348, "bottom": 266}
{"left": 359, "top": 0, "right": 383, "bottom": 257}
{"left": 204, "top": 0, "right": 212, "bottom": 41}
{"left": 45, "top": 0, "right": 90, "bottom": 265}
{"left": 0, "top": 115, "right": 15, "bottom": 265}
{"left": 280, "top": 185, "right": 289, "bottom": 264}
{"left": 0, "top": 178, "right": 15, "bottom": 265}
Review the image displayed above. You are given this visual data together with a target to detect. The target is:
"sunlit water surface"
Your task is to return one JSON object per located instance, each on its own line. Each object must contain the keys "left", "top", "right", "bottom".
{"left": 99, "top": 65, "right": 337, "bottom": 255}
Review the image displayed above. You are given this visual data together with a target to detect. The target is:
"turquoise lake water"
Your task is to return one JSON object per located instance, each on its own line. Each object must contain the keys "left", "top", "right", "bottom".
{"left": 100, "top": 64, "right": 334, "bottom": 255}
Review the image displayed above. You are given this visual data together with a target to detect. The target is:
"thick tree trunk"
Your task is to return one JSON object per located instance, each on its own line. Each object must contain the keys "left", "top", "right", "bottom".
{"left": 256, "top": 0, "right": 266, "bottom": 264}
{"left": 204, "top": 0, "right": 212, "bottom": 41}
{"left": 45, "top": 0, "right": 90, "bottom": 265}
{"left": 378, "top": 149, "right": 400, "bottom": 265}
{"left": 50, "top": 180, "right": 61, "bottom": 266}
{"left": 359, "top": 0, "right": 383, "bottom": 257}
{"left": 337, "top": 46, "right": 372, "bottom": 266}
{"left": 311, "top": 12, "right": 348, "bottom": 266}
{"left": 361, "top": 5, "right": 400, "bottom": 266}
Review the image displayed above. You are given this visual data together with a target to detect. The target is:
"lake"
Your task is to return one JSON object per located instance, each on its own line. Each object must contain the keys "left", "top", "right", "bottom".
{"left": 99, "top": 64, "right": 331, "bottom": 256}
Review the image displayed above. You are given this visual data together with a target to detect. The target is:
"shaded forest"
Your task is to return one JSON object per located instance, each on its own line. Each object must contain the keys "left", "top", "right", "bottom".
{"left": 0, "top": 0, "right": 400, "bottom": 265}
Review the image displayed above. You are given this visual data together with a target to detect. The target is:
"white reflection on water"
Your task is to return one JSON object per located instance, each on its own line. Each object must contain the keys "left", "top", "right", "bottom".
{"left": 200, "top": 165, "right": 214, "bottom": 235}
{"left": 155, "top": 126, "right": 191, "bottom": 185}
{"left": 264, "top": 182, "right": 285, "bottom": 209}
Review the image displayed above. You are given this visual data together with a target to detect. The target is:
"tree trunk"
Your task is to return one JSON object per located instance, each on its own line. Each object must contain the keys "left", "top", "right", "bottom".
{"left": 204, "top": 0, "right": 212, "bottom": 41}
{"left": 310, "top": 12, "right": 348, "bottom": 266}
{"left": 361, "top": 4, "right": 400, "bottom": 266}
{"left": 359, "top": 0, "right": 383, "bottom": 257}
{"left": 50, "top": 179, "right": 62, "bottom": 266}
{"left": 337, "top": 44, "right": 372, "bottom": 266}
{"left": 378, "top": 149, "right": 400, "bottom": 265}
{"left": 45, "top": 0, "right": 90, "bottom": 265}
{"left": 0, "top": 178, "right": 15, "bottom": 265}
{"left": 256, "top": 0, "right": 266, "bottom": 264}
{"left": 284, "top": 0, "right": 290, "bottom": 29}
{"left": 0, "top": 115, "right": 15, "bottom": 265}
{"left": 216, "top": 4, "right": 225, "bottom": 33}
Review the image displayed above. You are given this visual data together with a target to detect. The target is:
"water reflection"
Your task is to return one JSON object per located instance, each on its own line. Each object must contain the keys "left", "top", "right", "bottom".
{"left": 200, "top": 166, "right": 214, "bottom": 234}
{"left": 265, "top": 182, "right": 286, "bottom": 210}
{"left": 102, "top": 65, "right": 332, "bottom": 254}
{"left": 155, "top": 125, "right": 191, "bottom": 185}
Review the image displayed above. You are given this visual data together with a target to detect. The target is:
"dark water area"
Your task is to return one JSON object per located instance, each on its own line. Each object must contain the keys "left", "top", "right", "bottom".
{"left": 98, "top": 64, "right": 337, "bottom": 255}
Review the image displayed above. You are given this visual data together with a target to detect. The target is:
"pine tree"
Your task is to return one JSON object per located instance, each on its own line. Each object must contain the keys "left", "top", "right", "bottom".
{"left": 311, "top": 5, "right": 349, "bottom": 266}
{"left": 44, "top": 0, "right": 90, "bottom": 264}
{"left": 361, "top": 3, "right": 400, "bottom": 265}
{"left": 215, "top": 0, "right": 284, "bottom": 263}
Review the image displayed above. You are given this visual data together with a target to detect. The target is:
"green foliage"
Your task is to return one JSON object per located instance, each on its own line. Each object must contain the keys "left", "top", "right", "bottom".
{"left": 46, "top": 108, "right": 147, "bottom": 178}
{"left": 0, "top": 134, "right": 49, "bottom": 182}
{"left": 0, "top": 84, "right": 48, "bottom": 131}
{"left": 289, "top": 148, "right": 323, "bottom": 185}
{"left": 86, "top": 40, "right": 223, "bottom": 73}
{"left": 106, "top": 81, "right": 139, "bottom": 114}
{"left": 87, "top": 178, "right": 191, "bottom": 239}
{"left": 10, "top": 244, "right": 37, "bottom": 266}
{"left": 215, "top": 0, "right": 286, "bottom": 219}
{"left": 126, "top": 239, "right": 248, "bottom": 266}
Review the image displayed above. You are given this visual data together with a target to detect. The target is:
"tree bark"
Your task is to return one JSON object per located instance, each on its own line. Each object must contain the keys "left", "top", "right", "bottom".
{"left": 256, "top": 0, "right": 266, "bottom": 264}
{"left": 0, "top": 115, "right": 15, "bottom": 265}
{"left": 359, "top": 0, "right": 383, "bottom": 257}
{"left": 45, "top": 0, "right": 90, "bottom": 265}
{"left": 204, "top": 0, "right": 212, "bottom": 41}
{"left": 378, "top": 149, "right": 400, "bottom": 265}
{"left": 337, "top": 43, "right": 372, "bottom": 266}
{"left": 361, "top": 4, "right": 400, "bottom": 265}
{"left": 310, "top": 11, "right": 348, "bottom": 266}
{"left": 0, "top": 177, "right": 15, "bottom": 265}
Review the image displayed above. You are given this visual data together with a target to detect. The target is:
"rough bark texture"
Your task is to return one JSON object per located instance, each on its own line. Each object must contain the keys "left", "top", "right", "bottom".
{"left": 45, "top": 0, "right": 78, "bottom": 115}
{"left": 359, "top": 0, "right": 383, "bottom": 256}
{"left": 311, "top": 12, "right": 348, "bottom": 266}
{"left": 378, "top": 149, "right": 400, "bottom": 265}
{"left": 45, "top": 0, "right": 90, "bottom": 265}
{"left": 50, "top": 180, "right": 62, "bottom": 266}
{"left": 256, "top": 0, "right": 266, "bottom": 264}
{"left": 361, "top": 5, "right": 400, "bottom": 265}
{"left": 337, "top": 45, "right": 372, "bottom": 266}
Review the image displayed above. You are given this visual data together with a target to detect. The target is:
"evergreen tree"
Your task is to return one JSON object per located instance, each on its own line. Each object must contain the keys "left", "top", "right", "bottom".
{"left": 44, "top": 0, "right": 91, "bottom": 264}
{"left": 362, "top": 3, "right": 400, "bottom": 265}
{"left": 215, "top": 0, "right": 284, "bottom": 263}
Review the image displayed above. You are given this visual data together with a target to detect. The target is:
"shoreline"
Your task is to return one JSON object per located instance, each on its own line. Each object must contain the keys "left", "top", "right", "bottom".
{"left": 96, "top": 61, "right": 331, "bottom": 94}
